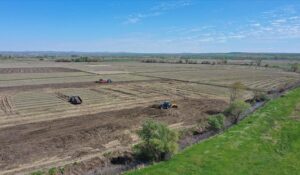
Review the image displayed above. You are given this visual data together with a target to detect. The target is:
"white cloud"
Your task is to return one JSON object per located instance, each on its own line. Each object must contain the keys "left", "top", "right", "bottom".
{"left": 251, "top": 23, "right": 261, "bottom": 27}
{"left": 123, "top": 12, "right": 161, "bottom": 24}
{"left": 123, "top": 0, "right": 193, "bottom": 24}
{"left": 151, "top": 0, "right": 192, "bottom": 11}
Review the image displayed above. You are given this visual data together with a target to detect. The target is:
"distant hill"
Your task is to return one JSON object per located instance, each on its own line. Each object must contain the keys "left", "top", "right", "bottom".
{"left": 0, "top": 51, "right": 300, "bottom": 60}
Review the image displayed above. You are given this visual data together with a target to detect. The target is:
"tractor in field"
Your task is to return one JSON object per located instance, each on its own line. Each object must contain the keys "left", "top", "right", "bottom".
{"left": 68, "top": 96, "right": 82, "bottom": 105}
{"left": 151, "top": 101, "right": 178, "bottom": 109}
{"left": 96, "top": 79, "right": 112, "bottom": 84}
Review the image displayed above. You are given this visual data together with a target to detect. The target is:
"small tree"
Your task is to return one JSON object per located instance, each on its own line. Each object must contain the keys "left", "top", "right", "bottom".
{"left": 208, "top": 114, "right": 225, "bottom": 131}
{"left": 291, "top": 63, "right": 299, "bottom": 72}
{"left": 255, "top": 58, "right": 263, "bottom": 67}
{"left": 133, "top": 120, "right": 179, "bottom": 161}
{"left": 225, "top": 100, "right": 250, "bottom": 124}
{"left": 229, "top": 82, "right": 245, "bottom": 103}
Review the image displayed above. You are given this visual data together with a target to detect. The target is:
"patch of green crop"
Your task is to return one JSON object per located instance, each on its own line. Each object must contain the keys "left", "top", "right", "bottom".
{"left": 127, "top": 88, "right": 300, "bottom": 175}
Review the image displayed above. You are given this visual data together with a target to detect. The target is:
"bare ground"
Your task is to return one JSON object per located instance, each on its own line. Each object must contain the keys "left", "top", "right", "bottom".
{"left": 0, "top": 98, "right": 227, "bottom": 175}
{"left": 0, "top": 79, "right": 162, "bottom": 93}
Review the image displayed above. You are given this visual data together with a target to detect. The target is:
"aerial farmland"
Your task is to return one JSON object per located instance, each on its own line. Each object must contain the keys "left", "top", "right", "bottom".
{"left": 0, "top": 58, "right": 299, "bottom": 175}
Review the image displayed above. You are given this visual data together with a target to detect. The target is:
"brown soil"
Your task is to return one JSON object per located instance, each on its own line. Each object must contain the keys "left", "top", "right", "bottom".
{"left": 0, "top": 79, "right": 162, "bottom": 93}
{"left": 0, "top": 98, "right": 227, "bottom": 174}
{"left": 0, "top": 67, "right": 81, "bottom": 74}
{"left": 0, "top": 96, "right": 14, "bottom": 115}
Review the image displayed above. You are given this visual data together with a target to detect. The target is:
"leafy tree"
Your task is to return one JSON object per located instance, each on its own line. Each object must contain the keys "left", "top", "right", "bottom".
{"left": 208, "top": 114, "right": 225, "bottom": 131}
{"left": 229, "top": 82, "right": 246, "bottom": 103}
{"left": 225, "top": 100, "right": 250, "bottom": 124}
{"left": 133, "top": 120, "right": 179, "bottom": 161}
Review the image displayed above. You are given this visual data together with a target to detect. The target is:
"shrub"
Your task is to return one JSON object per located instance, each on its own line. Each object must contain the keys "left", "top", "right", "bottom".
{"left": 58, "top": 167, "right": 65, "bottom": 174}
{"left": 48, "top": 168, "right": 57, "bottom": 175}
{"left": 291, "top": 63, "right": 299, "bottom": 72}
{"left": 201, "top": 61, "right": 211, "bottom": 64}
{"left": 224, "top": 100, "right": 250, "bottom": 124}
{"left": 55, "top": 58, "right": 71, "bottom": 62}
{"left": 133, "top": 120, "right": 179, "bottom": 162}
{"left": 253, "top": 91, "right": 269, "bottom": 102}
{"left": 31, "top": 171, "right": 44, "bottom": 175}
{"left": 208, "top": 114, "right": 225, "bottom": 131}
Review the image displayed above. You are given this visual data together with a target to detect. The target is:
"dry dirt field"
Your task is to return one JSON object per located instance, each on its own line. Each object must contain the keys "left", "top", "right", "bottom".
{"left": 0, "top": 60, "right": 299, "bottom": 174}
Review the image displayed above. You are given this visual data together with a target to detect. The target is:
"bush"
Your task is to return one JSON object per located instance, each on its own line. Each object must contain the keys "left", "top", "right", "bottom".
{"left": 208, "top": 114, "right": 225, "bottom": 131}
{"left": 253, "top": 92, "right": 269, "bottom": 102}
{"left": 55, "top": 58, "right": 71, "bottom": 62}
{"left": 58, "top": 167, "right": 65, "bottom": 174}
{"left": 133, "top": 120, "right": 179, "bottom": 162}
{"left": 31, "top": 171, "right": 44, "bottom": 175}
{"left": 224, "top": 100, "right": 250, "bottom": 124}
{"left": 48, "top": 167, "right": 57, "bottom": 175}
{"left": 201, "top": 61, "right": 211, "bottom": 64}
{"left": 291, "top": 63, "right": 299, "bottom": 72}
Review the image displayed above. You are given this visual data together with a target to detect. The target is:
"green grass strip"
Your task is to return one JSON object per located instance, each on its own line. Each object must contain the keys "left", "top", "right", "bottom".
{"left": 127, "top": 88, "right": 300, "bottom": 175}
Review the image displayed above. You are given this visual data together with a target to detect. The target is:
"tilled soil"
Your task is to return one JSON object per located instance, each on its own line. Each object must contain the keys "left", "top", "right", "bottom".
{"left": 0, "top": 79, "right": 161, "bottom": 93}
{"left": 0, "top": 98, "right": 227, "bottom": 174}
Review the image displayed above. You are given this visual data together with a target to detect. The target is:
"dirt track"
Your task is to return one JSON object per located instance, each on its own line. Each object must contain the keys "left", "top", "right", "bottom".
{"left": 0, "top": 98, "right": 227, "bottom": 174}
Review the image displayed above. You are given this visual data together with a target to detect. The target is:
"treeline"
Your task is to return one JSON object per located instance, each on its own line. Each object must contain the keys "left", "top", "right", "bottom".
{"left": 55, "top": 56, "right": 103, "bottom": 62}
{"left": 2, "top": 52, "right": 300, "bottom": 61}
{"left": 141, "top": 59, "right": 197, "bottom": 64}
{"left": 141, "top": 58, "right": 228, "bottom": 65}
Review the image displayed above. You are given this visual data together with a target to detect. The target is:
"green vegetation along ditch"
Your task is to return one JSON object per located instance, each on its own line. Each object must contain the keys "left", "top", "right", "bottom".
{"left": 127, "top": 88, "right": 300, "bottom": 175}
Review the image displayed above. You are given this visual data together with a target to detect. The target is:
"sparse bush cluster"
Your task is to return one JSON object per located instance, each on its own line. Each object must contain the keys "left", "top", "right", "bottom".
{"left": 206, "top": 100, "right": 250, "bottom": 131}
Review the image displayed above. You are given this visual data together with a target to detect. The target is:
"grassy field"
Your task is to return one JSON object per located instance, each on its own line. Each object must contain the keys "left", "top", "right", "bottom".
{"left": 128, "top": 87, "right": 300, "bottom": 175}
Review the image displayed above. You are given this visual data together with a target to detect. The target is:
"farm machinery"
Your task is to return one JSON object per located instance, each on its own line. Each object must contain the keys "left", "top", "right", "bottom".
{"left": 56, "top": 92, "right": 82, "bottom": 105}
{"left": 68, "top": 96, "right": 82, "bottom": 105}
{"left": 151, "top": 101, "right": 178, "bottom": 109}
{"left": 96, "top": 79, "right": 112, "bottom": 84}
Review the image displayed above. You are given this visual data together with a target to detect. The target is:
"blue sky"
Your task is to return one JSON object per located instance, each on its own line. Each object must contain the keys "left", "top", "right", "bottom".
{"left": 0, "top": 0, "right": 300, "bottom": 53}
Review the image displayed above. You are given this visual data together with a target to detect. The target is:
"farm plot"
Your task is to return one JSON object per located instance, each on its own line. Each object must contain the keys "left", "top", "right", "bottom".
{"left": 0, "top": 81, "right": 234, "bottom": 128}
{"left": 0, "top": 67, "right": 81, "bottom": 74}
{"left": 0, "top": 72, "right": 93, "bottom": 81}
{"left": 0, "top": 61, "right": 296, "bottom": 174}
{"left": 0, "top": 97, "right": 228, "bottom": 175}
{"left": 0, "top": 73, "right": 157, "bottom": 88}
{"left": 137, "top": 67, "right": 300, "bottom": 91}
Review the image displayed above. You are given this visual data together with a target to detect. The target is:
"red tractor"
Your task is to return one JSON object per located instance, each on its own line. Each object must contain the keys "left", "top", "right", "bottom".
{"left": 96, "top": 79, "right": 112, "bottom": 84}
